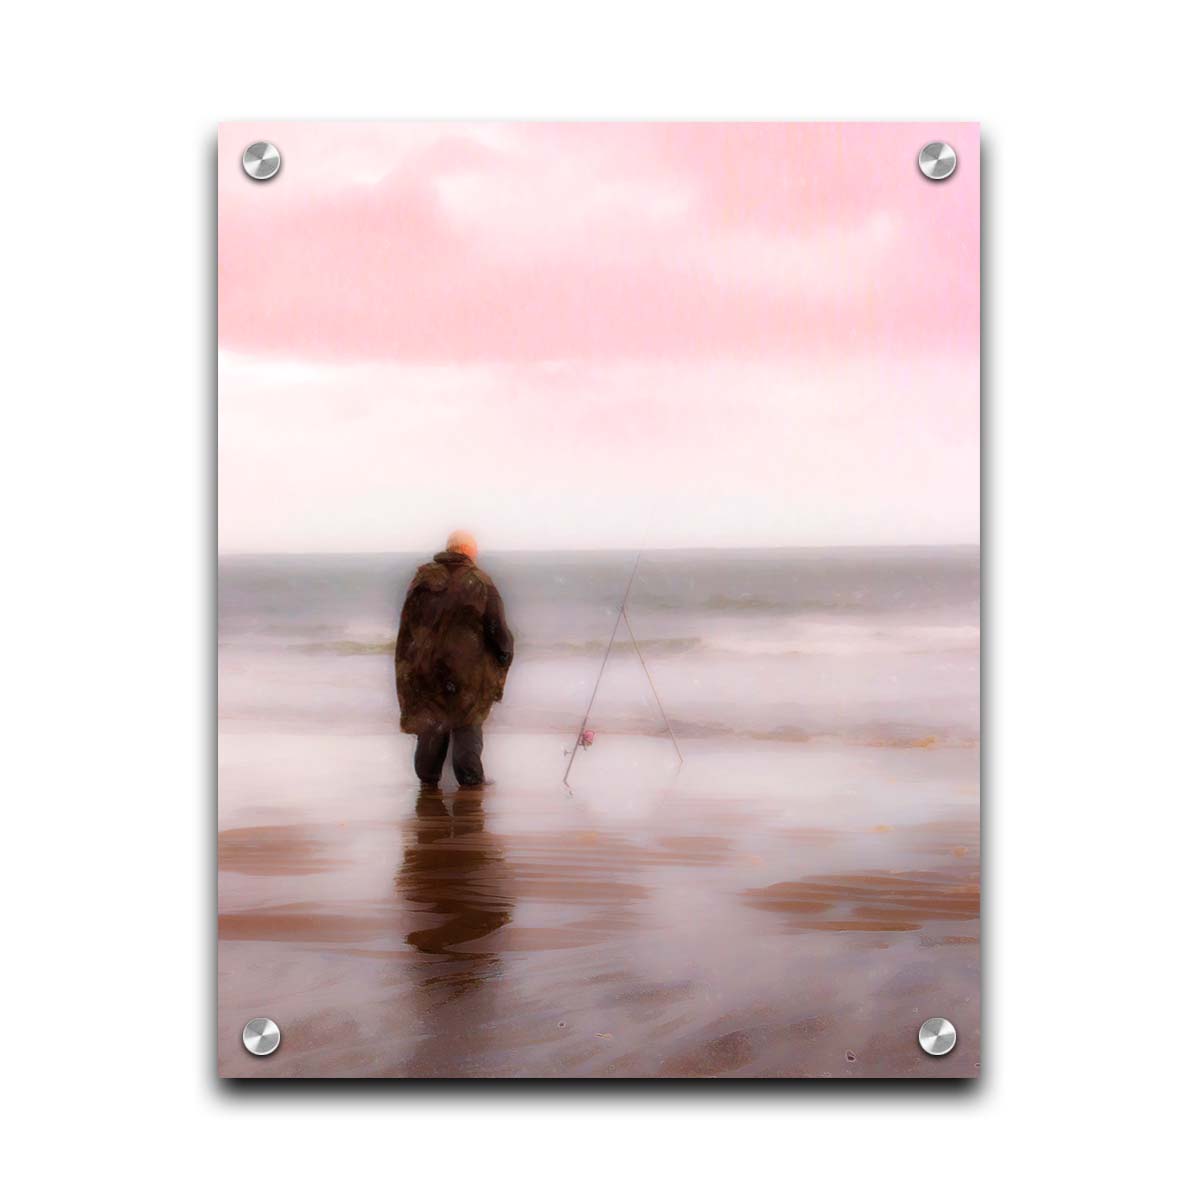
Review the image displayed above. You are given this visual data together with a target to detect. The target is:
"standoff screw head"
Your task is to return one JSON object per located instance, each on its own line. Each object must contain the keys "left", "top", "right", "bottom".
{"left": 242, "top": 142, "right": 281, "bottom": 182}
{"left": 918, "top": 142, "right": 957, "bottom": 181}
{"left": 242, "top": 1016, "right": 281, "bottom": 1056}
{"left": 918, "top": 1016, "right": 957, "bottom": 1056}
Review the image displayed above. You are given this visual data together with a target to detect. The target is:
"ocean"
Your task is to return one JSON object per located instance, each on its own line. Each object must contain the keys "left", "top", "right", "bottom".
{"left": 218, "top": 546, "right": 979, "bottom": 747}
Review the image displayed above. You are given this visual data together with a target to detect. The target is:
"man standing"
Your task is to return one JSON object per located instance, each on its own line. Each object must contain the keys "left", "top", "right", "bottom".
{"left": 395, "top": 531, "right": 514, "bottom": 786}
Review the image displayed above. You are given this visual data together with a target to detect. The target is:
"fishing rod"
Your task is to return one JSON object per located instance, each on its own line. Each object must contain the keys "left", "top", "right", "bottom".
{"left": 563, "top": 552, "right": 684, "bottom": 787}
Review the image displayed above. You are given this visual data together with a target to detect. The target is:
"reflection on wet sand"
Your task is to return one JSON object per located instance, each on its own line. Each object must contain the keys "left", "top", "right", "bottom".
{"left": 396, "top": 787, "right": 512, "bottom": 969}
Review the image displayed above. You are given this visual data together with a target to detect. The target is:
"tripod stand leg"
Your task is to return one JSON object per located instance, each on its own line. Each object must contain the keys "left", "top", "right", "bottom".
{"left": 622, "top": 607, "right": 684, "bottom": 766}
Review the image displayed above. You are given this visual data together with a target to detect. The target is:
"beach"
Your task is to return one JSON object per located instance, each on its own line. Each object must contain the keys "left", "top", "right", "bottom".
{"left": 218, "top": 548, "right": 979, "bottom": 1078}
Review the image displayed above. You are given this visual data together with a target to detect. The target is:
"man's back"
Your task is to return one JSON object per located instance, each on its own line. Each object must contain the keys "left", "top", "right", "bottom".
{"left": 395, "top": 549, "right": 513, "bottom": 737}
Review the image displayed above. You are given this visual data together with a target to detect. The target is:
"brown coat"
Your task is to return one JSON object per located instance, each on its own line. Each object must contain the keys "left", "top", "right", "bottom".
{"left": 395, "top": 551, "right": 514, "bottom": 734}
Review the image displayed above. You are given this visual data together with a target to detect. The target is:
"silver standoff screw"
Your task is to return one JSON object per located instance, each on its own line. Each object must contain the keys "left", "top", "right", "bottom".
{"left": 242, "top": 1016, "right": 281, "bottom": 1056}
{"left": 917, "top": 142, "right": 957, "bottom": 181}
{"left": 242, "top": 142, "right": 281, "bottom": 182}
{"left": 917, "top": 1016, "right": 957, "bottom": 1056}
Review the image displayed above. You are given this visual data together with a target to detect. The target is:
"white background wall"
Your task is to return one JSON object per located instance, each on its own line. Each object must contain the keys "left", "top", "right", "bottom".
{"left": 3, "top": 3, "right": 1195, "bottom": 1196}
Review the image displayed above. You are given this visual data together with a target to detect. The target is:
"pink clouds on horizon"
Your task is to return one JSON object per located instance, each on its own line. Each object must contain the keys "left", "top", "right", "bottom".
{"left": 218, "top": 122, "right": 978, "bottom": 366}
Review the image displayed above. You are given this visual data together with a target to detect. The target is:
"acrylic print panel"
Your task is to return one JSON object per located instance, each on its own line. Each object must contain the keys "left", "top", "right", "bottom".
{"left": 217, "top": 122, "right": 980, "bottom": 1079}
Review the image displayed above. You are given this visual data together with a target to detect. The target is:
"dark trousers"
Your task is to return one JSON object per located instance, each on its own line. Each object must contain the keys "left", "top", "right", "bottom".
{"left": 414, "top": 725, "right": 485, "bottom": 786}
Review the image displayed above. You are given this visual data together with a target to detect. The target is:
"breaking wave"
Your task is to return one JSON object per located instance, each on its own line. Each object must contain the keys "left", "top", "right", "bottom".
{"left": 281, "top": 622, "right": 977, "bottom": 660}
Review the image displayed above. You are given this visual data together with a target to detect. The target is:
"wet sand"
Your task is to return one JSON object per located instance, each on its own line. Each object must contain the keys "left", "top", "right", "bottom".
{"left": 218, "top": 730, "right": 979, "bottom": 1078}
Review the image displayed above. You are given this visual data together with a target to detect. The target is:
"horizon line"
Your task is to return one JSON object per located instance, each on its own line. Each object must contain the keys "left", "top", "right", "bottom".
{"left": 218, "top": 542, "right": 981, "bottom": 558}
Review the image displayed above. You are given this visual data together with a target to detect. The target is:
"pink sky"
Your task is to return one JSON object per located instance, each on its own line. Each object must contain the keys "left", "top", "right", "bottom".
{"left": 218, "top": 122, "right": 978, "bottom": 552}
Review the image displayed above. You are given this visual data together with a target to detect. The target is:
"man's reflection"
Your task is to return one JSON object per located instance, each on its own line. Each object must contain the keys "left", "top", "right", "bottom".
{"left": 395, "top": 786, "right": 512, "bottom": 991}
